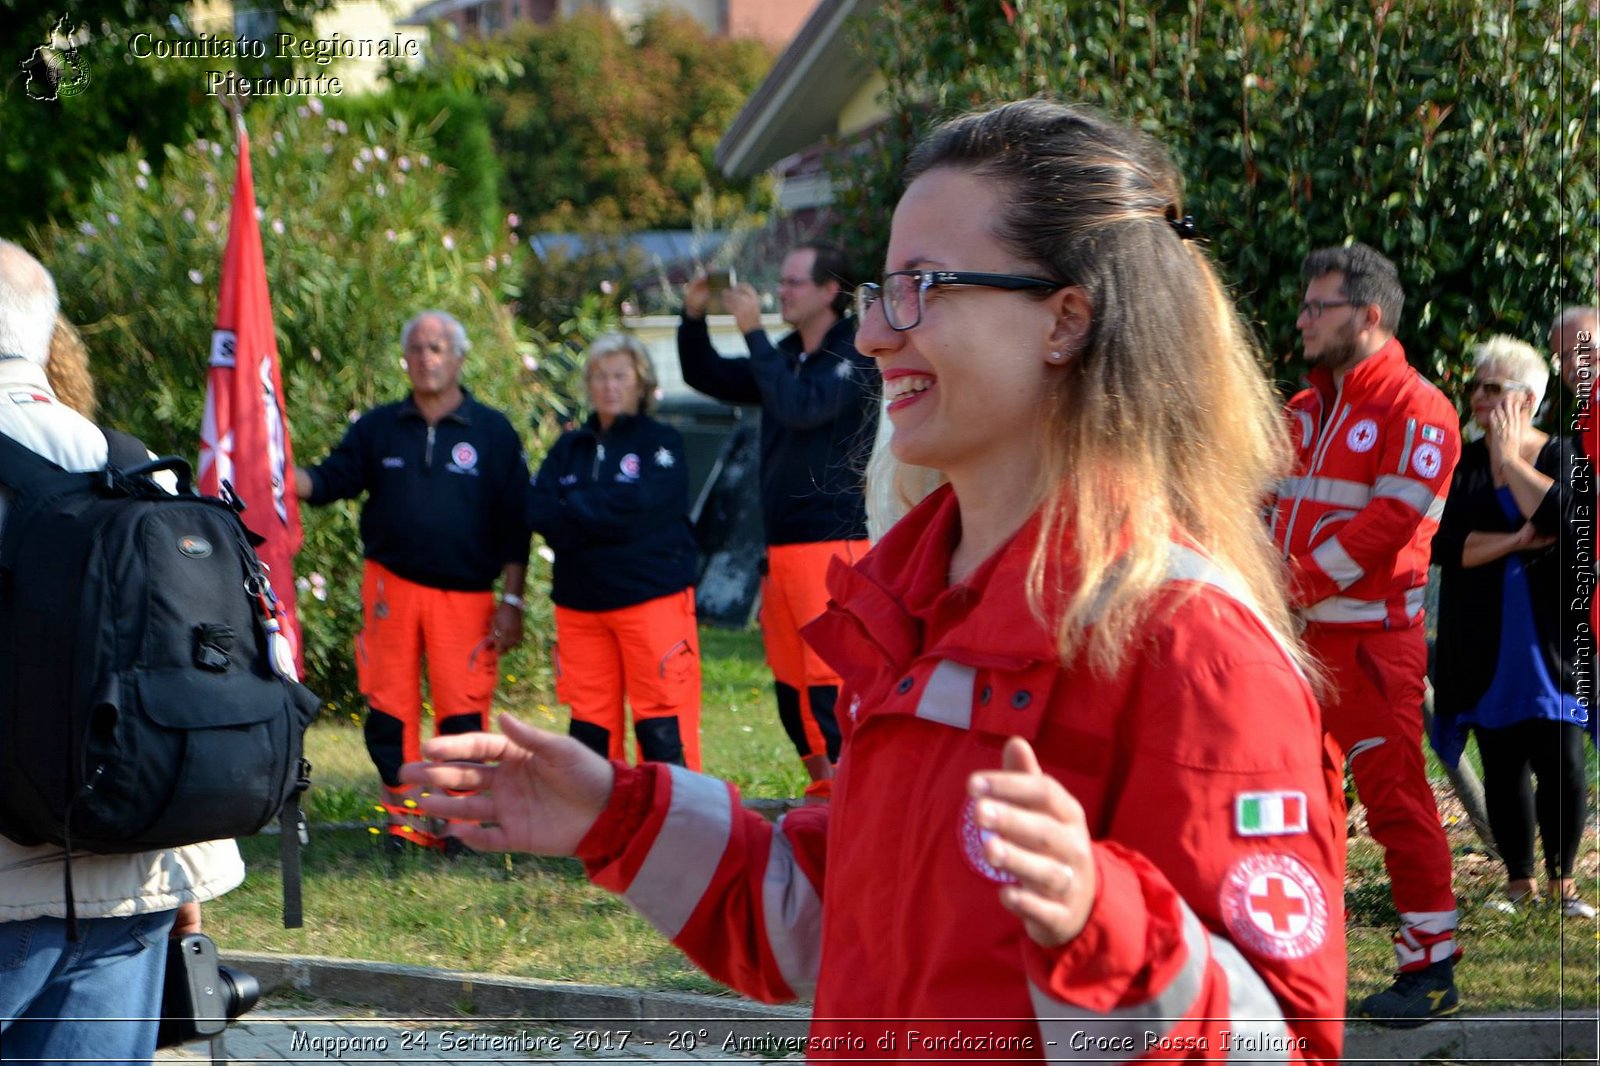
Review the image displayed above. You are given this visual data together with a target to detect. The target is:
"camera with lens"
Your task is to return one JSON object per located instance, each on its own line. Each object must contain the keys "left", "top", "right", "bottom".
{"left": 156, "top": 932, "right": 261, "bottom": 1048}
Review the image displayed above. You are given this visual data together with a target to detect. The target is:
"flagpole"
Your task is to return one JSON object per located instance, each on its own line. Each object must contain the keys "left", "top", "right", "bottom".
{"left": 199, "top": 90, "right": 306, "bottom": 676}
{"left": 220, "top": 91, "right": 241, "bottom": 125}
{"left": 220, "top": 91, "right": 246, "bottom": 141}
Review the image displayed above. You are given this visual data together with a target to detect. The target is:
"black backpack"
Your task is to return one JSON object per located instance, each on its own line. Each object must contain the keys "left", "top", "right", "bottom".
{"left": 0, "top": 428, "right": 319, "bottom": 931}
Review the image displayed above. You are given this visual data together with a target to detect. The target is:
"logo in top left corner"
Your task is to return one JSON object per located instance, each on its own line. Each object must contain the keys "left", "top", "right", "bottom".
{"left": 20, "top": 15, "right": 91, "bottom": 102}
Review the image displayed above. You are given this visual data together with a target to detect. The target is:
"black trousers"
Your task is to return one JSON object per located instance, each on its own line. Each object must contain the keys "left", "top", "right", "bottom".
{"left": 1475, "top": 718, "right": 1589, "bottom": 881}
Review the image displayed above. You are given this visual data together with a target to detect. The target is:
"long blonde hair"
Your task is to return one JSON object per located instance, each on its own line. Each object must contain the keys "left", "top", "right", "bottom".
{"left": 891, "top": 101, "right": 1302, "bottom": 676}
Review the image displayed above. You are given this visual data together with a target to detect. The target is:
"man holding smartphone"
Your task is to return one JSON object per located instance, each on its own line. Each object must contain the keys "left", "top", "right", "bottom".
{"left": 678, "top": 245, "right": 877, "bottom": 795}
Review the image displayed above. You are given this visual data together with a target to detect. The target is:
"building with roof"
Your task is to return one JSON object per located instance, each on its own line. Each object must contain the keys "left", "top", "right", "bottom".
{"left": 191, "top": 1, "right": 432, "bottom": 93}
{"left": 400, "top": 0, "right": 820, "bottom": 47}
{"left": 714, "top": 0, "right": 886, "bottom": 217}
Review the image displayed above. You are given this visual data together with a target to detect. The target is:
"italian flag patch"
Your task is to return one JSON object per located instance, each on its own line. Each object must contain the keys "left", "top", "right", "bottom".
{"left": 1235, "top": 791, "right": 1308, "bottom": 836}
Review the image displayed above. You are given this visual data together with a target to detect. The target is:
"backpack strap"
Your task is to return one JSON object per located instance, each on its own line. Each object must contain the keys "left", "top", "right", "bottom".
{"left": 279, "top": 760, "right": 311, "bottom": 929}
{"left": 102, "top": 427, "right": 150, "bottom": 470}
{"left": 0, "top": 429, "right": 81, "bottom": 498}
{"left": 0, "top": 432, "right": 100, "bottom": 586}
{"left": 100, "top": 429, "right": 196, "bottom": 496}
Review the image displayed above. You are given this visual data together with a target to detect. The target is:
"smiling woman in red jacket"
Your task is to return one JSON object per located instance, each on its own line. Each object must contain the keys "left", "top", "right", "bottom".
{"left": 404, "top": 102, "right": 1346, "bottom": 1063}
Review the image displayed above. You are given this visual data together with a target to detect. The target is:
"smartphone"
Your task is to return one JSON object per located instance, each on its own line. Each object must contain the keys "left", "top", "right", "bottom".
{"left": 706, "top": 268, "right": 737, "bottom": 292}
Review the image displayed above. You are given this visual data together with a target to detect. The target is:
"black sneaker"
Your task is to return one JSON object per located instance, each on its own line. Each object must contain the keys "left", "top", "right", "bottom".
{"left": 1358, "top": 960, "right": 1460, "bottom": 1028}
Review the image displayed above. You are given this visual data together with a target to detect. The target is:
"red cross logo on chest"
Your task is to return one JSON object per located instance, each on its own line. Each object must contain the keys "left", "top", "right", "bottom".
{"left": 1346, "top": 417, "right": 1379, "bottom": 453}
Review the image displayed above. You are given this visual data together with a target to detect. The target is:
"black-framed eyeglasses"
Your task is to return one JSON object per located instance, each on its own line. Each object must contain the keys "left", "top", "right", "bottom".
{"left": 855, "top": 270, "right": 1064, "bottom": 332}
{"left": 1297, "top": 298, "right": 1361, "bottom": 320}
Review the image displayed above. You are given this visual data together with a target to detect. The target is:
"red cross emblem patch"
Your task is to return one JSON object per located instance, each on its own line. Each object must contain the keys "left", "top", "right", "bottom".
{"left": 1345, "top": 418, "right": 1379, "bottom": 453}
{"left": 1411, "top": 442, "right": 1442, "bottom": 479}
{"left": 1218, "top": 853, "right": 1328, "bottom": 960}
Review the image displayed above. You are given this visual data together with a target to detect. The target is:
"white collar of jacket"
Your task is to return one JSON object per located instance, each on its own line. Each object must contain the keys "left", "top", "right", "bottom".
{"left": 0, "top": 356, "right": 53, "bottom": 389}
{"left": 0, "top": 360, "right": 107, "bottom": 476}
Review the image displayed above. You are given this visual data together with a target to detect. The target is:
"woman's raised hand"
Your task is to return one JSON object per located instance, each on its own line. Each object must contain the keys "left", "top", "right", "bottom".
{"left": 401, "top": 714, "right": 614, "bottom": 856}
{"left": 967, "top": 737, "right": 1098, "bottom": 948}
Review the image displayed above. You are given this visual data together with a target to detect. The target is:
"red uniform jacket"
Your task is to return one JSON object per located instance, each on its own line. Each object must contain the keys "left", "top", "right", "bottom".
{"left": 579, "top": 486, "right": 1345, "bottom": 1062}
{"left": 1270, "top": 339, "right": 1460, "bottom": 629}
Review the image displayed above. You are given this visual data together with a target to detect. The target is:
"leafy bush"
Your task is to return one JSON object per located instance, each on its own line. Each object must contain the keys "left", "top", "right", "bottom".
{"left": 328, "top": 87, "right": 504, "bottom": 241}
{"left": 0, "top": 1, "right": 334, "bottom": 239}
{"left": 838, "top": 0, "right": 1596, "bottom": 392}
{"left": 33, "top": 101, "right": 606, "bottom": 712}
{"left": 394, "top": 8, "right": 776, "bottom": 233}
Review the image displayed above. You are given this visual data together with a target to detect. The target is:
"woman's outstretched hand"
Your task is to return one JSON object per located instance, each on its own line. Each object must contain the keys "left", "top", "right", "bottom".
{"left": 968, "top": 737, "right": 1098, "bottom": 948}
{"left": 400, "top": 714, "right": 614, "bottom": 856}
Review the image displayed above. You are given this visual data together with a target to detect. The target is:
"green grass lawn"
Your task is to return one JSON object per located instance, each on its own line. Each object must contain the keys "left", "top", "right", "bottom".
{"left": 207, "top": 623, "right": 1600, "bottom": 1014}
{"left": 298, "top": 625, "right": 808, "bottom": 827}
{"left": 1344, "top": 800, "right": 1598, "bottom": 1015}
{"left": 219, "top": 834, "right": 721, "bottom": 993}
{"left": 207, "top": 623, "right": 796, "bottom": 995}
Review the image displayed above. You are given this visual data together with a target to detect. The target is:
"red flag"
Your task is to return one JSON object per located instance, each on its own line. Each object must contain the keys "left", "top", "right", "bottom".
{"left": 198, "top": 121, "right": 305, "bottom": 674}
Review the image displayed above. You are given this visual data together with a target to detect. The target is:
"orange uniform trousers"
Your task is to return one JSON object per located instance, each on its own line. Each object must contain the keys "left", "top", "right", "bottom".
{"left": 357, "top": 561, "right": 499, "bottom": 787}
{"left": 555, "top": 588, "right": 702, "bottom": 769}
{"left": 760, "top": 539, "right": 870, "bottom": 763}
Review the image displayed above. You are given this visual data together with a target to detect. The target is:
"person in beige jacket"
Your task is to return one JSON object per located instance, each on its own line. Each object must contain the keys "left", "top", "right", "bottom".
{"left": 0, "top": 239, "right": 243, "bottom": 1064}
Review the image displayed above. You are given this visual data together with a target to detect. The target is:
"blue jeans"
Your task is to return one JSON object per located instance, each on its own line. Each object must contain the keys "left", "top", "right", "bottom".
{"left": 0, "top": 909, "right": 177, "bottom": 1064}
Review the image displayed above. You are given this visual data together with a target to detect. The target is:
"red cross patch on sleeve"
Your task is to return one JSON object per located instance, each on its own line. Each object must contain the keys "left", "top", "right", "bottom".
{"left": 1218, "top": 853, "right": 1328, "bottom": 960}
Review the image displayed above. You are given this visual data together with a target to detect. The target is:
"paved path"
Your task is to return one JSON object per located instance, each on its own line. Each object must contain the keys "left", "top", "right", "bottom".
{"left": 150, "top": 952, "right": 1597, "bottom": 1065}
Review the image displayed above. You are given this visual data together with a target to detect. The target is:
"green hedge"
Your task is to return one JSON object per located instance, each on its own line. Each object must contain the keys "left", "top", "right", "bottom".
{"left": 836, "top": 0, "right": 1596, "bottom": 393}
{"left": 327, "top": 87, "right": 504, "bottom": 241}
{"left": 390, "top": 8, "right": 774, "bottom": 234}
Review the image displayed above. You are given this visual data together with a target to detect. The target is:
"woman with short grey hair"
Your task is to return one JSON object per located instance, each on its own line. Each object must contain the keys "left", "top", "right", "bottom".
{"left": 1431, "top": 334, "right": 1595, "bottom": 918}
{"left": 526, "top": 331, "right": 700, "bottom": 769}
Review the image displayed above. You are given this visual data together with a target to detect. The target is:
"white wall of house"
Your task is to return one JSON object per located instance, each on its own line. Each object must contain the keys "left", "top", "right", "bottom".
{"left": 312, "top": 1, "right": 431, "bottom": 93}
{"left": 624, "top": 312, "right": 786, "bottom": 402}
{"left": 565, "top": 0, "right": 722, "bottom": 33}
{"left": 836, "top": 69, "right": 886, "bottom": 137}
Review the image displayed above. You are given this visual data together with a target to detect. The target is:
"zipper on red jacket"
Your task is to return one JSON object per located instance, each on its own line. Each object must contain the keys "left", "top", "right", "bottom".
{"left": 1281, "top": 387, "right": 1352, "bottom": 559}
{"left": 1396, "top": 418, "right": 1417, "bottom": 474}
